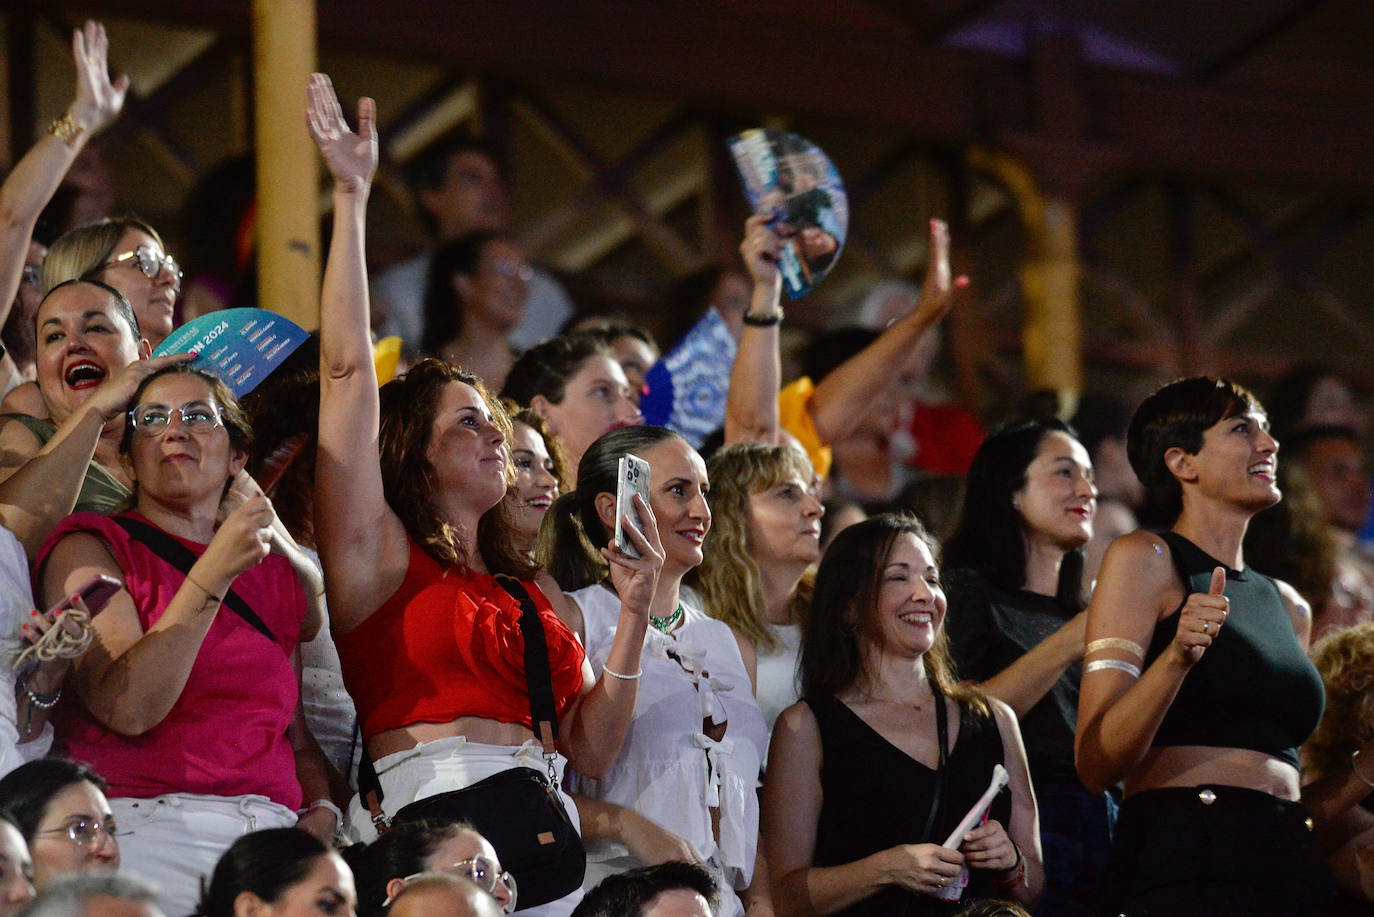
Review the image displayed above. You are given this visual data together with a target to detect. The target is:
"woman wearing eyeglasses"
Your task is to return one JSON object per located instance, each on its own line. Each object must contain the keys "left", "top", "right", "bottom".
{"left": 32, "top": 364, "right": 330, "bottom": 917}
{"left": 419, "top": 232, "right": 532, "bottom": 390}
{"left": 349, "top": 818, "right": 516, "bottom": 916}
{"left": 41, "top": 217, "right": 181, "bottom": 352}
{"left": 0, "top": 758, "right": 119, "bottom": 893}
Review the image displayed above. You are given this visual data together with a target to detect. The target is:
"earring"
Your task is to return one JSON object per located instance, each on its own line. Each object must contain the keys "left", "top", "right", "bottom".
{"left": 1012, "top": 498, "right": 1020, "bottom": 509}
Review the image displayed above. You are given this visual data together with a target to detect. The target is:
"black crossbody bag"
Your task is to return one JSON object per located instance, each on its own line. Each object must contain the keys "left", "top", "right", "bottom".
{"left": 360, "top": 576, "right": 585, "bottom": 910}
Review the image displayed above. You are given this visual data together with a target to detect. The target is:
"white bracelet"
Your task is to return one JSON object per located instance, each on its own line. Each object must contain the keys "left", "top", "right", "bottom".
{"left": 300, "top": 798, "right": 343, "bottom": 824}
{"left": 602, "top": 665, "right": 642, "bottom": 681}
{"left": 1084, "top": 658, "right": 1142, "bottom": 679}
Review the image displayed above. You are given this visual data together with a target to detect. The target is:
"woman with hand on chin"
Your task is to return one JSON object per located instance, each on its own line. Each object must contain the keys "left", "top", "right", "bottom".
{"left": 308, "top": 75, "right": 661, "bottom": 917}
{"left": 941, "top": 420, "right": 1104, "bottom": 917}
{"left": 1076, "top": 377, "right": 1328, "bottom": 915}
{"left": 33, "top": 365, "right": 329, "bottom": 917}
{"left": 763, "top": 514, "right": 1042, "bottom": 915}
{"left": 543, "top": 426, "right": 771, "bottom": 916}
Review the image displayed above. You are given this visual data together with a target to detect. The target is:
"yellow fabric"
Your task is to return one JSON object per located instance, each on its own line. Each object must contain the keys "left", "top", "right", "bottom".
{"left": 778, "top": 376, "right": 832, "bottom": 479}
{"left": 373, "top": 336, "right": 402, "bottom": 386}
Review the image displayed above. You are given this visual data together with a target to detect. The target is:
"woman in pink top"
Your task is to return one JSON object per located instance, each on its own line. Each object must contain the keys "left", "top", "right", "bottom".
{"left": 35, "top": 365, "right": 331, "bottom": 917}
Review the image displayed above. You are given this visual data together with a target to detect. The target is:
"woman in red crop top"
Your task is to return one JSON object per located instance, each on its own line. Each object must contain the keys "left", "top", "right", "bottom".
{"left": 307, "top": 77, "right": 663, "bottom": 915}
{"left": 1076, "top": 377, "right": 1329, "bottom": 915}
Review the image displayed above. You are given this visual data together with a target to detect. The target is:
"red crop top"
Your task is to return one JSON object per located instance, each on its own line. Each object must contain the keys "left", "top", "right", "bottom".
{"left": 334, "top": 539, "right": 586, "bottom": 738}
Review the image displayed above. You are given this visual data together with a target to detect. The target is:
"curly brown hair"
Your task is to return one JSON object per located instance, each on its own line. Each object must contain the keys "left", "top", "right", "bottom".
{"left": 1303, "top": 623, "right": 1374, "bottom": 779}
{"left": 379, "top": 359, "right": 535, "bottom": 578}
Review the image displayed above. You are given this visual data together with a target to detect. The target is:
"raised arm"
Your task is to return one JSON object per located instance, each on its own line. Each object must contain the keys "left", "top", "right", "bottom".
{"left": 43, "top": 498, "right": 274, "bottom": 736}
{"left": 0, "top": 22, "right": 127, "bottom": 319}
{"left": 724, "top": 215, "right": 783, "bottom": 445}
{"left": 306, "top": 74, "right": 409, "bottom": 633}
{"left": 1074, "top": 532, "right": 1228, "bottom": 794}
{"left": 809, "top": 219, "right": 960, "bottom": 446}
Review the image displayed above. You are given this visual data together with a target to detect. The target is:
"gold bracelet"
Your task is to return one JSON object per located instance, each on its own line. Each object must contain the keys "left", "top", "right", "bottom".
{"left": 1086, "top": 637, "right": 1145, "bottom": 659}
{"left": 48, "top": 110, "right": 86, "bottom": 147}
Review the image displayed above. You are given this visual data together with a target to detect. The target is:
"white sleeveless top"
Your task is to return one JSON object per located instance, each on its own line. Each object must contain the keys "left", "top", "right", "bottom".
{"left": 754, "top": 621, "right": 802, "bottom": 750}
{"left": 567, "top": 584, "right": 767, "bottom": 891}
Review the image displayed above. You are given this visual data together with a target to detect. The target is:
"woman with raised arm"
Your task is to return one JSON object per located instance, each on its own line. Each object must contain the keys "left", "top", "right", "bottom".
{"left": 541, "top": 424, "right": 770, "bottom": 916}
{"left": 306, "top": 75, "right": 661, "bottom": 917}
{"left": 0, "top": 21, "right": 127, "bottom": 389}
{"left": 763, "top": 514, "right": 1042, "bottom": 916}
{"left": 1076, "top": 377, "right": 1328, "bottom": 915}
{"left": 941, "top": 419, "right": 1104, "bottom": 917}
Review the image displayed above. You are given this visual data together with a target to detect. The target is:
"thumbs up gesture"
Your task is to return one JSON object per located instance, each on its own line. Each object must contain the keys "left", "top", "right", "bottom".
{"left": 1171, "top": 566, "right": 1229, "bottom": 666}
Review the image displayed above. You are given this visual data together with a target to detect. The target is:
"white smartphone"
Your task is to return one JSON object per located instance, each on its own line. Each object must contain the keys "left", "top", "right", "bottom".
{"left": 615, "top": 454, "right": 651, "bottom": 558}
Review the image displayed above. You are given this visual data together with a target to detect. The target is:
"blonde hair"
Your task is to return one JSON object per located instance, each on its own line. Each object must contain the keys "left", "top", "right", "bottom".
{"left": 41, "top": 217, "right": 167, "bottom": 293}
{"left": 695, "top": 444, "right": 815, "bottom": 653}
{"left": 1304, "top": 623, "right": 1374, "bottom": 779}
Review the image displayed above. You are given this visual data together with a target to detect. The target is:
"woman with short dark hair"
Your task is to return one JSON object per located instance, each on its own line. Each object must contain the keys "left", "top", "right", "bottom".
{"left": 1077, "top": 376, "right": 1328, "bottom": 914}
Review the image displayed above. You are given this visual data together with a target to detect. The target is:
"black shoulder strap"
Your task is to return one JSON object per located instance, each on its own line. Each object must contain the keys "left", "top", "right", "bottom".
{"left": 920, "top": 683, "right": 950, "bottom": 844}
{"left": 495, "top": 575, "right": 560, "bottom": 753}
{"left": 112, "top": 515, "right": 278, "bottom": 646}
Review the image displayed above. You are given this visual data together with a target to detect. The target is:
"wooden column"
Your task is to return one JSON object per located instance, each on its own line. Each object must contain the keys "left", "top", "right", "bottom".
{"left": 251, "top": 0, "right": 318, "bottom": 327}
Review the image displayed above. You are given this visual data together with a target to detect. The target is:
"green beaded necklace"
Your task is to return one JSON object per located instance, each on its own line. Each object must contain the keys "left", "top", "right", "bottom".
{"left": 650, "top": 603, "right": 684, "bottom": 633}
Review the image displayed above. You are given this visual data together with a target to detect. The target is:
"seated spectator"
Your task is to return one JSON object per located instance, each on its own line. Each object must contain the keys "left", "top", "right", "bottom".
{"left": 0, "top": 760, "right": 118, "bottom": 892}
{"left": 763, "top": 514, "right": 1042, "bottom": 915}
{"left": 383, "top": 873, "right": 502, "bottom": 917}
{"left": 544, "top": 427, "right": 769, "bottom": 914}
{"left": 371, "top": 132, "right": 571, "bottom": 355}
{"left": 16, "top": 873, "right": 160, "bottom": 917}
{"left": 34, "top": 366, "right": 330, "bottom": 915}
{"left": 0, "top": 279, "right": 190, "bottom": 555}
{"left": 194, "top": 828, "right": 354, "bottom": 917}
{"left": 0, "top": 812, "right": 35, "bottom": 916}
{"left": 571, "top": 862, "right": 719, "bottom": 917}
{"left": 348, "top": 818, "right": 514, "bottom": 917}
{"left": 694, "top": 443, "right": 821, "bottom": 739}
{"left": 420, "top": 233, "right": 532, "bottom": 389}
{"left": 502, "top": 334, "right": 642, "bottom": 475}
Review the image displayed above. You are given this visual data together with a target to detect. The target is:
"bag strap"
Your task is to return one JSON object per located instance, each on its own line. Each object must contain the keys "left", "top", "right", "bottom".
{"left": 919, "top": 684, "right": 950, "bottom": 844}
{"left": 494, "top": 576, "right": 560, "bottom": 760}
{"left": 358, "top": 574, "right": 562, "bottom": 832}
{"left": 112, "top": 515, "right": 277, "bottom": 646}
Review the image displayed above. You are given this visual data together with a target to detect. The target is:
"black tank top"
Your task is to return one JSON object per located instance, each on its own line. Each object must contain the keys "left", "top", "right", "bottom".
{"left": 1145, "top": 532, "right": 1324, "bottom": 768}
{"left": 808, "top": 694, "right": 1010, "bottom": 916}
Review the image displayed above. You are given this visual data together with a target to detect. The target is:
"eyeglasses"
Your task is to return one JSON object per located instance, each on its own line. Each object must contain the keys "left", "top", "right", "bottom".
{"left": 128, "top": 400, "right": 224, "bottom": 437}
{"left": 488, "top": 258, "right": 533, "bottom": 283}
{"left": 104, "top": 245, "right": 182, "bottom": 291}
{"left": 33, "top": 818, "right": 124, "bottom": 849}
{"left": 383, "top": 856, "right": 517, "bottom": 913}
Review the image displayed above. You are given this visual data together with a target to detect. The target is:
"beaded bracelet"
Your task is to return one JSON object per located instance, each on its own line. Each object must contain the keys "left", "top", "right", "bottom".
{"left": 602, "top": 665, "right": 642, "bottom": 681}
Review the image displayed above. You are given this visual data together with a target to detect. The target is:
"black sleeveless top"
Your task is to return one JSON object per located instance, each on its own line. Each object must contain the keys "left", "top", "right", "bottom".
{"left": 1145, "top": 531, "right": 1324, "bottom": 768}
{"left": 809, "top": 694, "right": 1011, "bottom": 916}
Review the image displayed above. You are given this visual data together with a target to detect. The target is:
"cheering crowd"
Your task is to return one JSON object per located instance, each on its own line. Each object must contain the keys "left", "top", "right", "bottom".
{"left": 0, "top": 21, "right": 1372, "bottom": 917}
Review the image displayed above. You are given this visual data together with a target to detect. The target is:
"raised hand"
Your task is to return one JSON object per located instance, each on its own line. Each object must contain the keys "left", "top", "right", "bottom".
{"left": 305, "top": 73, "right": 377, "bottom": 194}
{"left": 70, "top": 21, "right": 129, "bottom": 135}
{"left": 740, "top": 214, "right": 783, "bottom": 292}
{"left": 1172, "top": 566, "right": 1229, "bottom": 665}
{"left": 601, "top": 493, "right": 664, "bottom": 617}
{"left": 911, "top": 218, "right": 967, "bottom": 327}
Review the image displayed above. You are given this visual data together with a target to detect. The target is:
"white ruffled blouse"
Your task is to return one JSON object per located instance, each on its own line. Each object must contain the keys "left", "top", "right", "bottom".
{"left": 567, "top": 584, "right": 767, "bottom": 890}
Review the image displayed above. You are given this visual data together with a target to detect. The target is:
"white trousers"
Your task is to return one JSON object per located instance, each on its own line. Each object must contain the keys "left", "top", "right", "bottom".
{"left": 344, "top": 735, "right": 584, "bottom": 917}
{"left": 110, "top": 793, "right": 297, "bottom": 917}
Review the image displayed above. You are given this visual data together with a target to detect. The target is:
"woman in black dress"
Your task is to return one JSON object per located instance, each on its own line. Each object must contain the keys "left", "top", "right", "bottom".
{"left": 762, "top": 514, "right": 1041, "bottom": 915}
